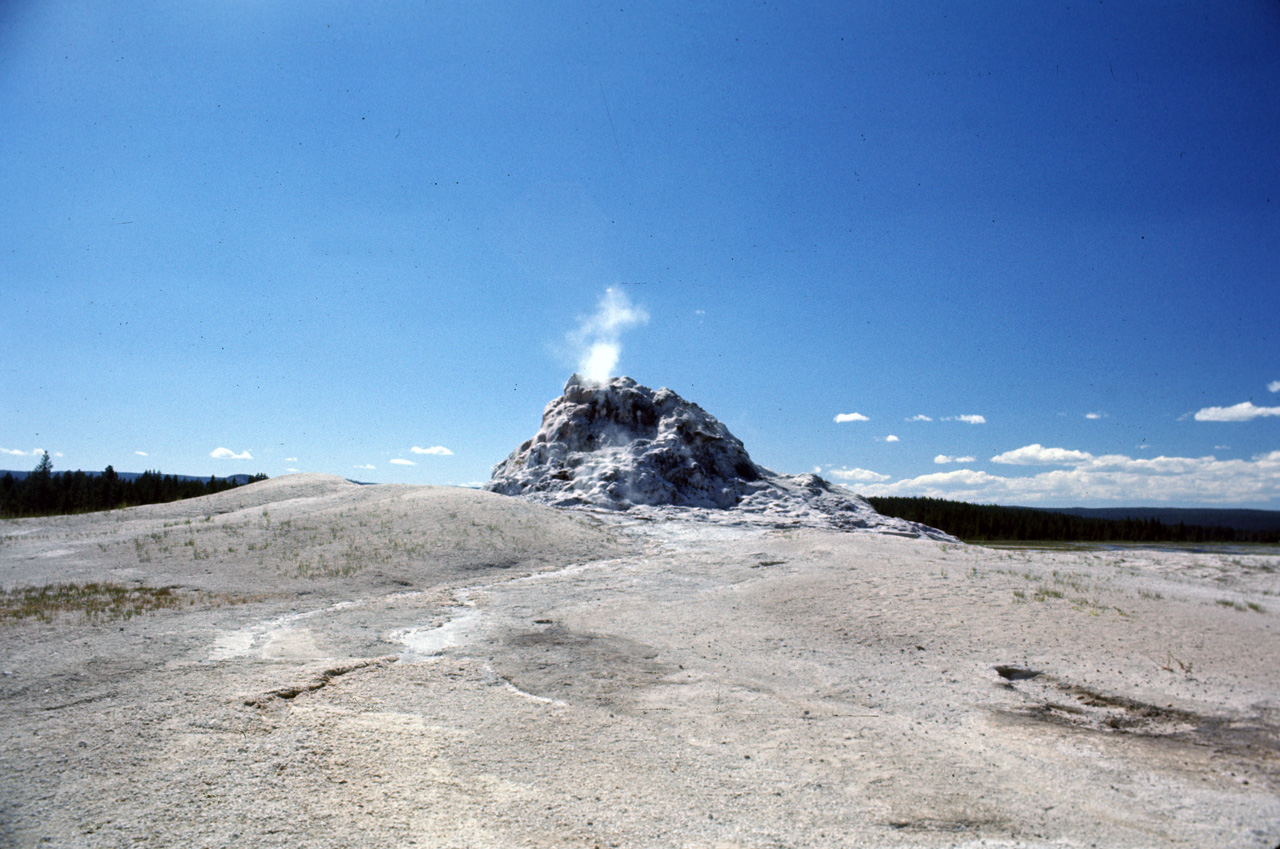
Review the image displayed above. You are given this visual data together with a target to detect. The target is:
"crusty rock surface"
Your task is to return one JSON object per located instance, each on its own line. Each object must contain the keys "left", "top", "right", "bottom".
{"left": 1, "top": 477, "right": 1278, "bottom": 847}
{"left": 486, "top": 375, "right": 950, "bottom": 538}
{"left": 486, "top": 375, "right": 761, "bottom": 509}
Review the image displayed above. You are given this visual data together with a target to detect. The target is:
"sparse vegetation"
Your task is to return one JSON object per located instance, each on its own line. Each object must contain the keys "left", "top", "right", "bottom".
{"left": 0, "top": 582, "right": 243, "bottom": 623}
{"left": 1159, "top": 653, "right": 1194, "bottom": 675}
{"left": 1215, "top": 598, "right": 1265, "bottom": 613}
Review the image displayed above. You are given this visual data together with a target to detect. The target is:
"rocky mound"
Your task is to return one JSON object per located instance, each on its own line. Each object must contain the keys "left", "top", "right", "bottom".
{"left": 486, "top": 375, "right": 951, "bottom": 538}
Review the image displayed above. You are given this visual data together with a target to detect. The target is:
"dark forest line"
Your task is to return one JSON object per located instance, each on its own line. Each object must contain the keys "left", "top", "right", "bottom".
{"left": 867, "top": 496, "right": 1280, "bottom": 544}
{"left": 1, "top": 453, "right": 267, "bottom": 518}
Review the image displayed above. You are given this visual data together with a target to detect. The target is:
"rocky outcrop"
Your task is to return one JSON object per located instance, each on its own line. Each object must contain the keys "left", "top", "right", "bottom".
{"left": 487, "top": 375, "right": 764, "bottom": 509}
{"left": 486, "top": 375, "right": 952, "bottom": 538}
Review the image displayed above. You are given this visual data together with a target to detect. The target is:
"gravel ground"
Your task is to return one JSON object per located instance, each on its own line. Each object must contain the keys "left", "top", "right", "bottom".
{"left": 1, "top": 475, "right": 1277, "bottom": 848}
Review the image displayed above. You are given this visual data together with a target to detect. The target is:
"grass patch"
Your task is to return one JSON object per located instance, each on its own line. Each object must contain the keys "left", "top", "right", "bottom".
{"left": 0, "top": 582, "right": 240, "bottom": 623}
{"left": 1215, "top": 598, "right": 1268, "bottom": 614}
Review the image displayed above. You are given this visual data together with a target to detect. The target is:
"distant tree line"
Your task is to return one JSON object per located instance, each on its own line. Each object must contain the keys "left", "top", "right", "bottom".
{"left": 867, "top": 496, "right": 1280, "bottom": 544}
{"left": 1, "top": 453, "right": 268, "bottom": 518}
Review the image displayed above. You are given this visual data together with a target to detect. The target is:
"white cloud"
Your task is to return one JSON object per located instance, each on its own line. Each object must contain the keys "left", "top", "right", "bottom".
{"left": 285, "top": 457, "right": 297, "bottom": 462}
{"left": 1269, "top": 381, "right": 1280, "bottom": 393}
{"left": 210, "top": 447, "right": 253, "bottom": 460}
{"left": 826, "top": 467, "right": 891, "bottom": 482}
{"left": 991, "top": 444, "right": 1092, "bottom": 466}
{"left": 854, "top": 450, "right": 1280, "bottom": 506}
{"left": 1085, "top": 412, "right": 1105, "bottom": 420}
{"left": 354, "top": 464, "right": 375, "bottom": 470}
{"left": 390, "top": 458, "right": 415, "bottom": 466}
{"left": 877, "top": 468, "right": 999, "bottom": 490}
{"left": 834, "top": 412, "right": 869, "bottom": 423}
{"left": 1, "top": 448, "right": 32, "bottom": 456}
{"left": 934, "top": 455, "right": 977, "bottom": 464}
{"left": 411, "top": 445, "right": 454, "bottom": 456}
{"left": 568, "top": 287, "right": 649, "bottom": 384}
{"left": 1193, "top": 401, "right": 1280, "bottom": 422}
{"left": 907, "top": 415, "right": 933, "bottom": 422}
{"left": 948, "top": 414, "right": 987, "bottom": 424}
{"left": 883, "top": 435, "right": 900, "bottom": 443}
{"left": 286, "top": 467, "right": 299, "bottom": 473}
{"left": 135, "top": 451, "right": 148, "bottom": 456}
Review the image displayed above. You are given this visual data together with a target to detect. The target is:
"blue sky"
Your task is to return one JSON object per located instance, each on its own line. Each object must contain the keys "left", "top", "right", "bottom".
{"left": 2, "top": 1, "right": 1278, "bottom": 508}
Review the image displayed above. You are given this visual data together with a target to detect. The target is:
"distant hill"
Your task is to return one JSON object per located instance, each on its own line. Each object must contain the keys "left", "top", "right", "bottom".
{"left": 1036, "top": 507, "right": 1280, "bottom": 534}
{"left": 1, "top": 470, "right": 259, "bottom": 485}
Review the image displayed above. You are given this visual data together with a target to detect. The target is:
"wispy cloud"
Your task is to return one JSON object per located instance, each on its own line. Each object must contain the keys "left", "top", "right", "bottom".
{"left": 991, "top": 444, "right": 1092, "bottom": 465}
{"left": 1269, "top": 380, "right": 1280, "bottom": 393}
{"left": 907, "top": 415, "right": 933, "bottom": 422}
{"left": 881, "top": 435, "right": 900, "bottom": 443}
{"left": 210, "top": 447, "right": 253, "bottom": 460}
{"left": 944, "top": 414, "right": 987, "bottom": 424}
{"left": 934, "top": 455, "right": 976, "bottom": 464}
{"left": 285, "top": 457, "right": 297, "bottom": 462}
{"left": 568, "top": 287, "right": 649, "bottom": 384}
{"left": 135, "top": 451, "right": 148, "bottom": 456}
{"left": 1193, "top": 401, "right": 1280, "bottom": 422}
{"left": 0, "top": 448, "right": 54, "bottom": 457}
{"left": 411, "top": 445, "right": 454, "bottom": 456}
{"left": 390, "top": 458, "right": 415, "bottom": 466}
{"left": 834, "top": 412, "right": 869, "bottom": 423}
{"left": 826, "top": 466, "right": 890, "bottom": 482}
{"left": 354, "top": 464, "right": 375, "bottom": 470}
{"left": 1085, "top": 412, "right": 1106, "bottom": 420}
{"left": 854, "top": 451, "right": 1280, "bottom": 505}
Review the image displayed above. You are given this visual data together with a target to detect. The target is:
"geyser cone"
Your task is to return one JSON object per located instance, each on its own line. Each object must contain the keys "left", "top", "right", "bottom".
{"left": 485, "top": 376, "right": 954, "bottom": 539}
{"left": 487, "top": 374, "right": 762, "bottom": 509}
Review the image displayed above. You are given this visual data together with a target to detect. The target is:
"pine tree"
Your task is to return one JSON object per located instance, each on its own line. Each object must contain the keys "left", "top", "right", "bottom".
{"left": 27, "top": 452, "right": 54, "bottom": 513}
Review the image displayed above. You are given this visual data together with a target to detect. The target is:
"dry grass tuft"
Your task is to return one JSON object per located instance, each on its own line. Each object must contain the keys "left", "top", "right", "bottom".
{"left": 0, "top": 582, "right": 247, "bottom": 623}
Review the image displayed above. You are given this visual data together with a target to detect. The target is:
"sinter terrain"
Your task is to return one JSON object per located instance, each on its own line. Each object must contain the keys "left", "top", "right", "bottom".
{"left": 1, "top": 377, "right": 1277, "bottom": 847}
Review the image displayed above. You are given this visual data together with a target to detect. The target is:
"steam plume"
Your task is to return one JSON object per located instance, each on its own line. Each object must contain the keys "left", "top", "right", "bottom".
{"left": 569, "top": 287, "right": 648, "bottom": 384}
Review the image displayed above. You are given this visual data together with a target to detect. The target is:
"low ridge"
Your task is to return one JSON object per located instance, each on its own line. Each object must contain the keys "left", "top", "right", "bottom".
{"left": 486, "top": 375, "right": 951, "bottom": 538}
